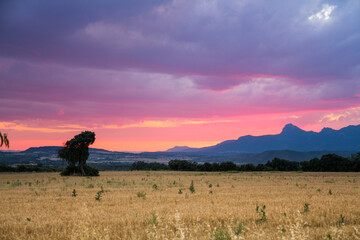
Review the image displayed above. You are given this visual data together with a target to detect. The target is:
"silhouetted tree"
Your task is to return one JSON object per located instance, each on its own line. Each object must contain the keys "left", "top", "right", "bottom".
{"left": 168, "top": 160, "right": 197, "bottom": 171}
{"left": 220, "top": 161, "right": 237, "bottom": 171}
{"left": 58, "top": 131, "right": 98, "bottom": 176}
{"left": 301, "top": 154, "right": 350, "bottom": 172}
{"left": 0, "top": 132, "right": 9, "bottom": 148}
{"left": 239, "top": 163, "right": 256, "bottom": 171}
{"left": 350, "top": 153, "right": 360, "bottom": 171}
{"left": 203, "top": 162, "right": 213, "bottom": 171}
{"left": 265, "top": 158, "right": 300, "bottom": 171}
{"left": 130, "top": 161, "right": 169, "bottom": 171}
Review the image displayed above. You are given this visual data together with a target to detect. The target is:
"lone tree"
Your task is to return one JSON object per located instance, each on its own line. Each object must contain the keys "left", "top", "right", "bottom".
{"left": 0, "top": 132, "right": 9, "bottom": 148}
{"left": 58, "top": 131, "right": 99, "bottom": 176}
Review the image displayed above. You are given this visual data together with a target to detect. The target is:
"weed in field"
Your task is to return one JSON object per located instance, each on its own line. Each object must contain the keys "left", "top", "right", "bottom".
{"left": 304, "top": 203, "right": 310, "bottom": 213}
{"left": 209, "top": 183, "right": 213, "bottom": 188}
{"left": 152, "top": 184, "right": 158, "bottom": 190}
{"left": 328, "top": 189, "right": 332, "bottom": 195}
{"left": 95, "top": 191, "right": 102, "bottom": 201}
{"left": 178, "top": 189, "right": 183, "bottom": 194}
{"left": 26, "top": 218, "right": 31, "bottom": 222}
{"left": 151, "top": 211, "right": 157, "bottom": 226}
{"left": 11, "top": 181, "right": 22, "bottom": 187}
{"left": 209, "top": 190, "right": 213, "bottom": 194}
{"left": 95, "top": 187, "right": 104, "bottom": 201}
{"left": 317, "top": 188, "right": 321, "bottom": 192}
{"left": 337, "top": 214, "right": 345, "bottom": 225}
{"left": 72, "top": 189, "right": 77, "bottom": 197}
{"left": 88, "top": 184, "right": 94, "bottom": 188}
{"left": 233, "top": 222, "right": 244, "bottom": 236}
{"left": 137, "top": 191, "right": 146, "bottom": 199}
{"left": 256, "top": 204, "right": 266, "bottom": 223}
{"left": 211, "top": 227, "right": 231, "bottom": 240}
{"left": 189, "top": 180, "right": 195, "bottom": 193}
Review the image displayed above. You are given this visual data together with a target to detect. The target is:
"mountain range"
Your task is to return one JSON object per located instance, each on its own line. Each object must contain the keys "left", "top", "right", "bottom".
{"left": 1, "top": 123, "right": 359, "bottom": 167}
{"left": 166, "top": 123, "right": 360, "bottom": 155}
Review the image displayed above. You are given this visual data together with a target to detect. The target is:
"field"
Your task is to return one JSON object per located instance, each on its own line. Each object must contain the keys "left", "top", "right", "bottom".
{"left": 1, "top": 171, "right": 360, "bottom": 240}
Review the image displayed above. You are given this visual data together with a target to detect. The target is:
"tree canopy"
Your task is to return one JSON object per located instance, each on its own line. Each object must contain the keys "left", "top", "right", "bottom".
{"left": 58, "top": 131, "right": 98, "bottom": 176}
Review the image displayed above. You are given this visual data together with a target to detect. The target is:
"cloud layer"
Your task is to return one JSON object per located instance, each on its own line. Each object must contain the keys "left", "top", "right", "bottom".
{"left": 0, "top": 0, "right": 359, "bottom": 150}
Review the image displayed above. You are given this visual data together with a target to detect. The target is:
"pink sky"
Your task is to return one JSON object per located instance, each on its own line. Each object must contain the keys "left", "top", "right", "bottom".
{"left": 1, "top": 1, "right": 360, "bottom": 151}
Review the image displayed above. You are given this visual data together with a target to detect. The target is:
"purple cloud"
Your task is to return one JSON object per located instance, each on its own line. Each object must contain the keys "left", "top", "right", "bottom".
{"left": 0, "top": 0, "right": 359, "bottom": 124}
{"left": 1, "top": 0, "right": 359, "bottom": 85}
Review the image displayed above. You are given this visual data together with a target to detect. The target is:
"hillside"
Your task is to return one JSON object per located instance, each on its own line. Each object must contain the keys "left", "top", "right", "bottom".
{"left": 168, "top": 123, "right": 360, "bottom": 155}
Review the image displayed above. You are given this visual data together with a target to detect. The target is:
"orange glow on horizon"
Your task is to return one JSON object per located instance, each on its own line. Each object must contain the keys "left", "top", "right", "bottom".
{"left": 3, "top": 106, "right": 360, "bottom": 152}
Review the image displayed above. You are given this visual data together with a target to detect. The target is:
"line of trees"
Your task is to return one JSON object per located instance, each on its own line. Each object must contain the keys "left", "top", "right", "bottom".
{"left": 130, "top": 161, "right": 169, "bottom": 171}
{"left": 131, "top": 153, "right": 360, "bottom": 172}
{"left": 0, "top": 163, "right": 60, "bottom": 173}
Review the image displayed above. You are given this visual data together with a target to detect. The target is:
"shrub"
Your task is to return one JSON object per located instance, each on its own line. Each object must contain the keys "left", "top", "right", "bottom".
{"left": 61, "top": 165, "right": 99, "bottom": 176}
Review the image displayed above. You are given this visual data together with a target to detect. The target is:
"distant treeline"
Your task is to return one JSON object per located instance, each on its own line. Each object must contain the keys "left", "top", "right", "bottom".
{"left": 0, "top": 163, "right": 132, "bottom": 172}
{"left": 131, "top": 153, "right": 360, "bottom": 172}
{"left": 0, "top": 164, "right": 60, "bottom": 172}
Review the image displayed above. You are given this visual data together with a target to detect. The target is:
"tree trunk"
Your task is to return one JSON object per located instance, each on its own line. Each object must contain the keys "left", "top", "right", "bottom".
{"left": 79, "top": 162, "right": 86, "bottom": 176}
{"left": 69, "top": 162, "right": 76, "bottom": 175}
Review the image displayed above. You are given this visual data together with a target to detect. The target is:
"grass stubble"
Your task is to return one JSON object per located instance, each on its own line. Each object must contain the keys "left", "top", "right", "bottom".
{"left": 0, "top": 171, "right": 360, "bottom": 239}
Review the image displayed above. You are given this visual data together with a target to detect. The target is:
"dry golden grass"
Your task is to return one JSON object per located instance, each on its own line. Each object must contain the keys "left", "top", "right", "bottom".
{"left": 1, "top": 171, "right": 360, "bottom": 239}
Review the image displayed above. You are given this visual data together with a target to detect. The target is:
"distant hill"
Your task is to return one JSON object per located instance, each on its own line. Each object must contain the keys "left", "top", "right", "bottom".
{"left": 167, "top": 123, "right": 360, "bottom": 155}
{"left": 166, "top": 146, "right": 193, "bottom": 152}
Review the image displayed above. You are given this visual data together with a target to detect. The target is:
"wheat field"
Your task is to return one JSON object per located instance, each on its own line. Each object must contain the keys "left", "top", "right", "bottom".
{"left": 0, "top": 171, "right": 360, "bottom": 240}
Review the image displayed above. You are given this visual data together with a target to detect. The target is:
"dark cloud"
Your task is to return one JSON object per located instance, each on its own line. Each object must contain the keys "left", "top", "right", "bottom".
{"left": 1, "top": 0, "right": 359, "bottom": 90}
{"left": 0, "top": 0, "right": 359, "bottom": 123}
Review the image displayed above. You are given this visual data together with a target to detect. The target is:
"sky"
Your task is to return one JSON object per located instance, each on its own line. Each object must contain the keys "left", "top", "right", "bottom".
{"left": 0, "top": 0, "right": 360, "bottom": 151}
